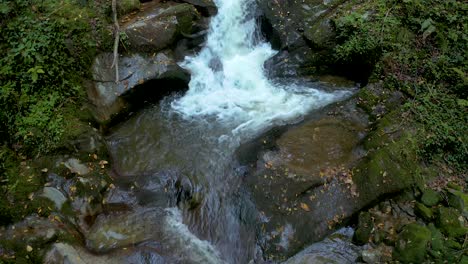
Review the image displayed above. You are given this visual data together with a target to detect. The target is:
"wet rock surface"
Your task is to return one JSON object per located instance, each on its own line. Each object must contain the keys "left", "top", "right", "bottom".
{"left": 283, "top": 228, "right": 361, "bottom": 264}
{"left": 88, "top": 51, "right": 189, "bottom": 124}
{"left": 121, "top": 2, "right": 201, "bottom": 53}
{"left": 258, "top": 0, "right": 349, "bottom": 77}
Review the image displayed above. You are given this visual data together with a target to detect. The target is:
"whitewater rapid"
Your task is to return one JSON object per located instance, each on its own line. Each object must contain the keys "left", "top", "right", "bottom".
{"left": 172, "top": 0, "right": 350, "bottom": 136}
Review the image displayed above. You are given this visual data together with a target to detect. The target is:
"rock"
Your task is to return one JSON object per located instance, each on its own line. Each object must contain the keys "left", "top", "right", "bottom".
{"left": 394, "top": 223, "right": 431, "bottom": 263}
{"left": 446, "top": 188, "right": 468, "bottom": 213}
{"left": 117, "top": 0, "right": 140, "bottom": 15}
{"left": 122, "top": 3, "right": 201, "bottom": 53}
{"left": 414, "top": 202, "right": 434, "bottom": 221}
{"left": 257, "top": 0, "right": 348, "bottom": 77}
{"left": 85, "top": 208, "right": 166, "bottom": 252}
{"left": 354, "top": 212, "right": 373, "bottom": 244}
{"left": 42, "top": 187, "right": 67, "bottom": 210}
{"left": 45, "top": 242, "right": 168, "bottom": 264}
{"left": 64, "top": 158, "right": 90, "bottom": 175}
{"left": 180, "top": 0, "right": 217, "bottom": 16}
{"left": 284, "top": 228, "right": 361, "bottom": 264}
{"left": 421, "top": 189, "right": 441, "bottom": 207}
{"left": 0, "top": 215, "right": 64, "bottom": 244}
{"left": 88, "top": 51, "right": 189, "bottom": 124}
{"left": 361, "top": 244, "right": 393, "bottom": 264}
{"left": 436, "top": 207, "right": 467, "bottom": 238}
{"left": 427, "top": 223, "right": 445, "bottom": 252}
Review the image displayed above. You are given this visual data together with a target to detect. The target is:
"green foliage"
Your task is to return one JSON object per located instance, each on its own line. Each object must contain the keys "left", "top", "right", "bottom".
{"left": 408, "top": 90, "right": 467, "bottom": 169}
{"left": 0, "top": 0, "right": 110, "bottom": 155}
{"left": 332, "top": 0, "right": 467, "bottom": 170}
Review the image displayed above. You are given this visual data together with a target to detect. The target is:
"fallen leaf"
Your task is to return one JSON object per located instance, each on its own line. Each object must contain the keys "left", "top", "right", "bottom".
{"left": 300, "top": 203, "right": 310, "bottom": 211}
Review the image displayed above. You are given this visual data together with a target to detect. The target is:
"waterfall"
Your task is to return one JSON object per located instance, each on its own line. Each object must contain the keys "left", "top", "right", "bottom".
{"left": 172, "top": 0, "right": 350, "bottom": 136}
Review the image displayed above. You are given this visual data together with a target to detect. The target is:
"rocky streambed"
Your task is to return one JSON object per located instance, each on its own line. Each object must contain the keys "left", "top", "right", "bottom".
{"left": 1, "top": 0, "right": 466, "bottom": 263}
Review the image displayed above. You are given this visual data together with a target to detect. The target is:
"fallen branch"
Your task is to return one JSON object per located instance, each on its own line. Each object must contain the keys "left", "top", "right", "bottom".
{"left": 111, "top": 0, "right": 120, "bottom": 83}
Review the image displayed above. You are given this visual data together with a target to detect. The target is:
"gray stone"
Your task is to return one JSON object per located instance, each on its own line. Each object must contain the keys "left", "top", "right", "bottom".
{"left": 42, "top": 187, "right": 67, "bottom": 210}
{"left": 64, "top": 158, "right": 90, "bottom": 175}
{"left": 122, "top": 3, "right": 200, "bottom": 53}
{"left": 45, "top": 243, "right": 167, "bottom": 264}
{"left": 284, "top": 228, "right": 360, "bottom": 264}
{"left": 88, "top": 51, "right": 189, "bottom": 124}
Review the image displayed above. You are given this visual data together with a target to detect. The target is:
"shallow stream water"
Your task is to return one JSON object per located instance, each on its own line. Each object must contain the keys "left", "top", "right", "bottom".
{"left": 107, "top": 0, "right": 352, "bottom": 262}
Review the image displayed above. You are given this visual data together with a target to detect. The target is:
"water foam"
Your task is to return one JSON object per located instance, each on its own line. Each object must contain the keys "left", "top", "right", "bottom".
{"left": 171, "top": 0, "right": 351, "bottom": 135}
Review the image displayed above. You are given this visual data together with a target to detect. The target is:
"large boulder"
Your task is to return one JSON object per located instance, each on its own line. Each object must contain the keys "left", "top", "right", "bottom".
{"left": 257, "top": 0, "right": 349, "bottom": 77}
{"left": 87, "top": 51, "right": 189, "bottom": 124}
{"left": 245, "top": 93, "right": 421, "bottom": 259}
{"left": 122, "top": 3, "right": 201, "bottom": 53}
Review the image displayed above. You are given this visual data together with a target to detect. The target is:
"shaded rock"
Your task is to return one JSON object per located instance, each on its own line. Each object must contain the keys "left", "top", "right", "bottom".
{"left": 258, "top": 0, "right": 349, "bottom": 77}
{"left": 179, "top": 0, "right": 217, "bottom": 16}
{"left": 64, "top": 158, "right": 90, "bottom": 175}
{"left": 394, "top": 223, "right": 431, "bottom": 263}
{"left": 283, "top": 228, "right": 360, "bottom": 264}
{"left": 42, "top": 187, "right": 67, "bottom": 210}
{"left": 118, "top": 0, "right": 140, "bottom": 15}
{"left": 122, "top": 3, "right": 201, "bottom": 53}
{"left": 354, "top": 212, "right": 373, "bottom": 244}
{"left": 88, "top": 51, "right": 189, "bottom": 124}
{"left": 446, "top": 188, "right": 468, "bottom": 213}
{"left": 0, "top": 215, "right": 65, "bottom": 244}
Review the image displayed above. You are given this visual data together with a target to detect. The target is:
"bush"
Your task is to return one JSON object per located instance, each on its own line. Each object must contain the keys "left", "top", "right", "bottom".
{"left": 0, "top": 0, "right": 110, "bottom": 156}
{"left": 331, "top": 0, "right": 467, "bottom": 170}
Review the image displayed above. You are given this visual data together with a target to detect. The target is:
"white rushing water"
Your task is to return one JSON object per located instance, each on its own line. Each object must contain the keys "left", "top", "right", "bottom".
{"left": 172, "top": 0, "right": 350, "bottom": 135}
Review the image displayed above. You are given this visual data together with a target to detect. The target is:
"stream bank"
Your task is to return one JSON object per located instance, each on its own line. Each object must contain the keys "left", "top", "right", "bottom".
{"left": 1, "top": 0, "right": 466, "bottom": 263}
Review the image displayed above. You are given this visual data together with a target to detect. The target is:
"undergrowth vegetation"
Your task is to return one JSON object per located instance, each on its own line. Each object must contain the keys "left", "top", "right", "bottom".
{"left": 0, "top": 0, "right": 112, "bottom": 228}
{"left": 0, "top": 0, "right": 112, "bottom": 156}
{"left": 332, "top": 0, "right": 467, "bottom": 170}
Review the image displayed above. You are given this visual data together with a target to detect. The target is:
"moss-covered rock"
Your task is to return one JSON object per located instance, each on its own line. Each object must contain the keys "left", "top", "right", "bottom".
{"left": 354, "top": 212, "right": 374, "bottom": 244}
{"left": 436, "top": 207, "right": 467, "bottom": 238}
{"left": 118, "top": 0, "right": 140, "bottom": 15}
{"left": 446, "top": 188, "right": 468, "bottom": 213}
{"left": 415, "top": 202, "right": 434, "bottom": 221}
{"left": 394, "top": 223, "right": 431, "bottom": 263}
{"left": 421, "top": 189, "right": 441, "bottom": 207}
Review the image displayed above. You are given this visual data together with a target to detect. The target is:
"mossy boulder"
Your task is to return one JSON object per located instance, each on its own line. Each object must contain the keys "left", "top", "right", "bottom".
{"left": 394, "top": 223, "right": 431, "bottom": 263}
{"left": 446, "top": 188, "right": 468, "bottom": 213}
{"left": 415, "top": 202, "right": 434, "bottom": 221}
{"left": 118, "top": 0, "right": 140, "bottom": 15}
{"left": 436, "top": 207, "right": 467, "bottom": 238}
{"left": 354, "top": 212, "right": 374, "bottom": 244}
{"left": 421, "top": 189, "right": 441, "bottom": 207}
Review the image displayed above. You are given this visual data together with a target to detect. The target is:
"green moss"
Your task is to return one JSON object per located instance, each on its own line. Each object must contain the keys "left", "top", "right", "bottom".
{"left": 118, "top": 0, "right": 140, "bottom": 15}
{"left": 354, "top": 211, "right": 374, "bottom": 244}
{"left": 421, "top": 189, "right": 441, "bottom": 207}
{"left": 436, "top": 207, "right": 467, "bottom": 238}
{"left": 394, "top": 223, "right": 431, "bottom": 263}
{"left": 415, "top": 202, "right": 434, "bottom": 221}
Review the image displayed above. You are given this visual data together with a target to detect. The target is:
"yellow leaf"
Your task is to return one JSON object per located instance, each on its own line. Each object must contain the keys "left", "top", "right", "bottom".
{"left": 300, "top": 203, "right": 310, "bottom": 212}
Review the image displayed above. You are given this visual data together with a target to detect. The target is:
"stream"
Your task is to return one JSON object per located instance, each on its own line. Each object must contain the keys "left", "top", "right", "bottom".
{"left": 106, "top": 0, "right": 352, "bottom": 262}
